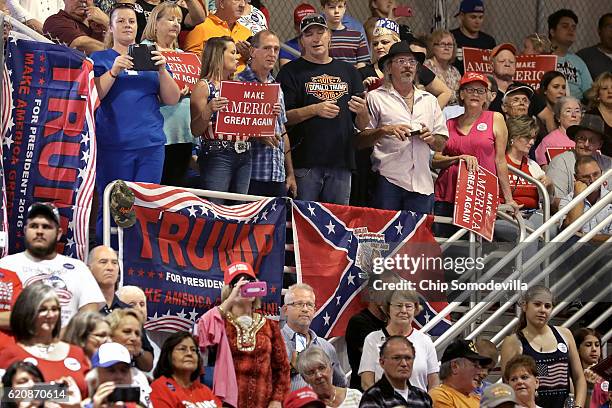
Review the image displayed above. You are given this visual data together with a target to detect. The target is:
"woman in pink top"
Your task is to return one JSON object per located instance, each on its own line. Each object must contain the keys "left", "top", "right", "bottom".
{"left": 432, "top": 72, "right": 519, "bottom": 235}
{"left": 534, "top": 96, "right": 581, "bottom": 167}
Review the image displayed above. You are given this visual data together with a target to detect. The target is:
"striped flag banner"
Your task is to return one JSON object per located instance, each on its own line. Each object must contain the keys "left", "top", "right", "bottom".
{"left": 2, "top": 38, "right": 97, "bottom": 260}
{"left": 118, "top": 182, "right": 286, "bottom": 332}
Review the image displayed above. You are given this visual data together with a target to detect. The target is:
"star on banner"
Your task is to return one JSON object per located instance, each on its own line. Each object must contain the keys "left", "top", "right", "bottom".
{"left": 81, "top": 133, "right": 90, "bottom": 145}
{"left": 38, "top": 78, "right": 44, "bottom": 85}
{"left": 260, "top": 210, "right": 268, "bottom": 221}
{"left": 3, "top": 135, "right": 13, "bottom": 149}
{"left": 347, "top": 273, "right": 355, "bottom": 285}
{"left": 66, "top": 237, "right": 75, "bottom": 248}
{"left": 158, "top": 272, "right": 164, "bottom": 280}
{"left": 177, "top": 309, "right": 186, "bottom": 319}
{"left": 77, "top": 167, "right": 87, "bottom": 179}
{"left": 187, "top": 206, "right": 197, "bottom": 217}
{"left": 395, "top": 221, "right": 403, "bottom": 235}
{"left": 307, "top": 204, "right": 315, "bottom": 216}
{"left": 81, "top": 149, "right": 90, "bottom": 162}
{"left": 271, "top": 201, "right": 277, "bottom": 212}
{"left": 323, "top": 312, "right": 331, "bottom": 326}
{"left": 147, "top": 271, "right": 155, "bottom": 278}
{"left": 36, "top": 88, "right": 43, "bottom": 97}
{"left": 189, "top": 309, "right": 199, "bottom": 321}
{"left": 336, "top": 296, "right": 341, "bottom": 305}
{"left": 325, "top": 220, "right": 335, "bottom": 235}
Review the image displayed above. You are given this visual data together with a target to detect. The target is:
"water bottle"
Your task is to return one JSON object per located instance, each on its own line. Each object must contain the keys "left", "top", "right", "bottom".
{"left": 564, "top": 393, "right": 575, "bottom": 408}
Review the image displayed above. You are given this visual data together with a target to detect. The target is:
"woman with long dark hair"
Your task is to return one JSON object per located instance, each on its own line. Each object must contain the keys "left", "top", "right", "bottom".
{"left": 500, "top": 286, "right": 586, "bottom": 408}
{"left": 190, "top": 36, "right": 252, "bottom": 203}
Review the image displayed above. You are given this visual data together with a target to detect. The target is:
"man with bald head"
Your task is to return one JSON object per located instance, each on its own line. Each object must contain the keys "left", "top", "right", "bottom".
{"left": 88, "top": 245, "right": 127, "bottom": 315}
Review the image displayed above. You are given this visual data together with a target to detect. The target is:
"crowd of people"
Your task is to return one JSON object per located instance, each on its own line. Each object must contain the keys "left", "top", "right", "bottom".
{"left": 0, "top": 207, "right": 609, "bottom": 407}
{"left": 0, "top": 0, "right": 610, "bottom": 406}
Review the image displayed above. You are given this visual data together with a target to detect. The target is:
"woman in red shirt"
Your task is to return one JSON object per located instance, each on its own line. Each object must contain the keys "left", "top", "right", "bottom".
{"left": 151, "top": 332, "right": 222, "bottom": 408}
{"left": 0, "top": 283, "right": 90, "bottom": 397}
{"left": 495, "top": 115, "right": 554, "bottom": 245}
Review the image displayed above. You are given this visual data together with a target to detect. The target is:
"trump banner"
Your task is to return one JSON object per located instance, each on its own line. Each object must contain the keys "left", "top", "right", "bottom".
{"left": 161, "top": 51, "right": 201, "bottom": 91}
{"left": 453, "top": 161, "right": 499, "bottom": 241}
{"left": 2, "top": 38, "right": 98, "bottom": 260}
{"left": 462, "top": 47, "right": 557, "bottom": 89}
{"left": 215, "top": 81, "right": 279, "bottom": 138}
{"left": 119, "top": 183, "right": 285, "bottom": 332}
{"left": 292, "top": 201, "right": 451, "bottom": 338}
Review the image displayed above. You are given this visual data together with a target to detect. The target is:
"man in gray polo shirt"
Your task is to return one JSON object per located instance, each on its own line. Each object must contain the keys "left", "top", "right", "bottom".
{"left": 281, "top": 283, "right": 347, "bottom": 390}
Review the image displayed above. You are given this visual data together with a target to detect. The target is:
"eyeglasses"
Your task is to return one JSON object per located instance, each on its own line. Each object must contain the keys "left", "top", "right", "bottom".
{"left": 434, "top": 42, "right": 454, "bottom": 48}
{"left": 575, "top": 136, "right": 600, "bottom": 145}
{"left": 385, "top": 354, "right": 414, "bottom": 363}
{"left": 509, "top": 97, "right": 529, "bottom": 105}
{"left": 89, "top": 331, "right": 111, "bottom": 340}
{"left": 462, "top": 87, "right": 487, "bottom": 95}
{"left": 287, "top": 301, "right": 316, "bottom": 310}
{"left": 174, "top": 346, "right": 198, "bottom": 354}
{"left": 390, "top": 303, "right": 415, "bottom": 310}
{"left": 561, "top": 108, "right": 583, "bottom": 116}
{"left": 393, "top": 57, "right": 418, "bottom": 66}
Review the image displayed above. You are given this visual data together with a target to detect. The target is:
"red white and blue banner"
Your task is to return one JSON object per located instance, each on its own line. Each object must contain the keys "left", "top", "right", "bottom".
{"left": 119, "top": 183, "right": 285, "bottom": 332}
{"left": 2, "top": 38, "right": 97, "bottom": 260}
{"left": 292, "top": 201, "right": 452, "bottom": 338}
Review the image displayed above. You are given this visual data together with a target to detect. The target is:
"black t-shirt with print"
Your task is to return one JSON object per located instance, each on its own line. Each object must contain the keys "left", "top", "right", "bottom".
{"left": 277, "top": 57, "right": 364, "bottom": 170}
{"left": 451, "top": 27, "right": 496, "bottom": 74}
{"left": 134, "top": 0, "right": 190, "bottom": 43}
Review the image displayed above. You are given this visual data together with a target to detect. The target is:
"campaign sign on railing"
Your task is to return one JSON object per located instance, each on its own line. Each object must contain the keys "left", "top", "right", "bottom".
{"left": 545, "top": 146, "right": 573, "bottom": 163}
{"left": 161, "top": 51, "right": 201, "bottom": 91}
{"left": 215, "top": 80, "right": 279, "bottom": 138}
{"left": 453, "top": 161, "right": 499, "bottom": 242}
{"left": 462, "top": 47, "right": 557, "bottom": 89}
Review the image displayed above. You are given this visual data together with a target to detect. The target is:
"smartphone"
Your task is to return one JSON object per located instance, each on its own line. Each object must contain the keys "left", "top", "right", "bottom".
{"left": 107, "top": 385, "right": 140, "bottom": 403}
{"left": 409, "top": 123, "right": 423, "bottom": 136}
{"left": 240, "top": 281, "right": 267, "bottom": 298}
{"left": 393, "top": 5, "right": 413, "bottom": 17}
{"left": 127, "top": 44, "right": 158, "bottom": 71}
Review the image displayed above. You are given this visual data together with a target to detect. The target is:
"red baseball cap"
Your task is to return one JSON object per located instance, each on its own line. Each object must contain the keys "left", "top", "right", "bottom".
{"left": 294, "top": 3, "right": 317, "bottom": 26}
{"left": 224, "top": 262, "right": 256, "bottom": 285}
{"left": 459, "top": 71, "right": 489, "bottom": 88}
{"left": 284, "top": 387, "right": 325, "bottom": 408}
{"left": 490, "top": 42, "right": 517, "bottom": 58}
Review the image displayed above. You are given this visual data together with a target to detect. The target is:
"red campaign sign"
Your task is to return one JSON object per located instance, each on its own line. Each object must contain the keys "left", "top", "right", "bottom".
{"left": 215, "top": 81, "right": 279, "bottom": 138}
{"left": 161, "top": 51, "right": 201, "bottom": 91}
{"left": 545, "top": 146, "right": 573, "bottom": 163}
{"left": 462, "top": 47, "right": 557, "bottom": 89}
{"left": 453, "top": 161, "right": 499, "bottom": 242}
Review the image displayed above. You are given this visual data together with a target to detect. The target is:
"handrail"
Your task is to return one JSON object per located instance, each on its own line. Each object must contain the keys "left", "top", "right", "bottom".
{"left": 507, "top": 165, "right": 551, "bottom": 243}
{"left": 433, "top": 187, "right": 612, "bottom": 350}
{"left": 602, "top": 326, "right": 612, "bottom": 344}
{"left": 103, "top": 181, "right": 268, "bottom": 247}
{"left": 280, "top": 42, "right": 300, "bottom": 58}
{"left": 561, "top": 279, "right": 612, "bottom": 328}
{"left": 588, "top": 304, "right": 612, "bottom": 329}
{"left": 490, "top": 239, "right": 612, "bottom": 345}
{"left": 1, "top": 12, "right": 53, "bottom": 43}
{"left": 420, "top": 168, "right": 612, "bottom": 335}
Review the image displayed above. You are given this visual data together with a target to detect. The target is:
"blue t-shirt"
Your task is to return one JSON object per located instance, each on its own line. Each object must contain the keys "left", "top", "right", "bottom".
{"left": 280, "top": 37, "right": 300, "bottom": 62}
{"left": 91, "top": 48, "right": 166, "bottom": 150}
{"left": 556, "top": 53, "right": 593, "bottom": 101}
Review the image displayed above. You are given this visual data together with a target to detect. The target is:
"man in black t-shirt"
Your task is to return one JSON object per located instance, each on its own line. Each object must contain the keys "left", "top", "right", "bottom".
{"left": 450, "top": 0, "right": 496, "bottom": 75}
{"left": 277, "top": 14, "right": 370, "bottom": 205}
{"left": 488, "top": 43, "right": 555, "bottom": 132}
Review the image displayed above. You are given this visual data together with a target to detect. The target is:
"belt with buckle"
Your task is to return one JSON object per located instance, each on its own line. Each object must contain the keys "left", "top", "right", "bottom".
{"left": 203, "top": 139, "right": 251, "bottom": 154}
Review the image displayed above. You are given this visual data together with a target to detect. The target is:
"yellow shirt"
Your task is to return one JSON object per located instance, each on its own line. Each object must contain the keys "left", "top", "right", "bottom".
{"left": 429, "top": 384, "right": 480, "bottom": 408}
{"left": 182, "top": 14, "right": 252, "bottom": 72}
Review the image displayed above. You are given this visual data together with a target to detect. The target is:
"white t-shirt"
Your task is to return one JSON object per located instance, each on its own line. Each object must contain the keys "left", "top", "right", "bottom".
{"left": 0, "top": 252, "right": 104, "bottom": 327}
{"left": 358, "top": 328, "right": 440, "bottom": 392}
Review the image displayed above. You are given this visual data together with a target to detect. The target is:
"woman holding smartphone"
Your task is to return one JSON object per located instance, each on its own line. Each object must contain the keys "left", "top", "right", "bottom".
{"left": 195, "top": 262, "right": 290, "bottom": 408}
{"left": 91, "top": 2, "right": 180, "bottom": 243}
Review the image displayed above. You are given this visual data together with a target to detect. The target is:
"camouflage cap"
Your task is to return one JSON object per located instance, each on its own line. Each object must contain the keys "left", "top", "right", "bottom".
{"left": 110, "top": 180, "right": 136, "bottom": 228}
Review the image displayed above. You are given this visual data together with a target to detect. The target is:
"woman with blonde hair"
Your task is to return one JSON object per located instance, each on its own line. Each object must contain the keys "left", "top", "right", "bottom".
{"left": 91, "top": 2, "right": 180, "bottom": 243}
{"left": 521, "top": 33, "right": 551, "bottom": 55}
{"left": 190, "top": 36, "right": 252, "bottom": 203}
{"left": 585, "top": 72, "right": 612, "bottom": 156}
{"left": 424, "top": 29, "right": 461, "bottom": 105}
{"left": 500, "top": 285, "right": 586, "bottom": 408}
{"left": 141, "top": 2, "right": 194, "bottom": 187}
{"left": 358, "top": 289, "right": 439, "bottom": 392}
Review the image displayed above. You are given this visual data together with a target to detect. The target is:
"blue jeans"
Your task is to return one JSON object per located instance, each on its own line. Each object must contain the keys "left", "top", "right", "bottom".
{"left": 198, "top": 143, "right": 252, "bottom": 204}
{"left": 372, "top": 175, "right": 434, "bottom": 213}
{"left": 294, "top": 167, "right": 351, "bottom": 205}
{"left": 95, "top": 146, "right": 165, "bottom": 246}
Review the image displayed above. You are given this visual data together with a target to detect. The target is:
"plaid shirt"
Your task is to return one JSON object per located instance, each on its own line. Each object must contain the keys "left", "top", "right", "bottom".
{"left": 359, "top": 374, "right": 433, "bottom": 408}
{"left": 237, "top": 66, "right": 287, "bottom": 182}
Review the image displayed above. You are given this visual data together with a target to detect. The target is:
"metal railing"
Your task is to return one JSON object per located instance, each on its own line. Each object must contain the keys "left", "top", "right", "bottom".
{"left": 422, "top": 168, "right": 612, "bottom": 349}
